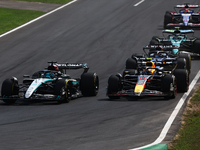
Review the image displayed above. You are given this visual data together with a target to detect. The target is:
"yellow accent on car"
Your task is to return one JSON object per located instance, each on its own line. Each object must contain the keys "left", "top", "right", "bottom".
{"left": 146, "top": 58, "right": 152, "bottom": 60}
{"left": 65, "top": 80, "right": 69, "bottom": 98}
{"left": 134, "top": 85, "right": 144, "bottom": 93}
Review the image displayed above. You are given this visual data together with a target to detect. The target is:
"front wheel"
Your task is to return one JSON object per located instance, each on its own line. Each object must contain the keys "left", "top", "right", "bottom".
{"left": 1, "top": 78, "right": 19, "bottom": 104}
{"left": 54, "top": 79, "right": 70, "bottom": 103}
{"left": 193, "top": 40, "right": 200, "bottom": 55}
{"left": 107, "top": 75, "right": 122, "bottom": 99}
{"left": 164, "top": 11, "right": 172, "bottom": 28}
{"left": 173, "top": 69, "right": 189, "bottom": 92}
{"left": 161, "top": 74, "right": 177, "bottom": 99}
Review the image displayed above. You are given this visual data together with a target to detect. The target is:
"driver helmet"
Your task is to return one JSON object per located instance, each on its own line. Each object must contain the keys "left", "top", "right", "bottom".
{"left": 180, "top": 8, "right": 193, "bottom": 13}
{"left": 158, "top": 52, "right": 167, "bottom": 58}
{"left": 45, "top": 72, "right": 54, "bottom": 78}
{"left": 145, "top": 61, "right": 156, "bottom": 74}
{"left": 173, "top": 36, "right": 182, "bottom": 41}
{"left": 48, "top": 65, "right": 59, "bottom": 71}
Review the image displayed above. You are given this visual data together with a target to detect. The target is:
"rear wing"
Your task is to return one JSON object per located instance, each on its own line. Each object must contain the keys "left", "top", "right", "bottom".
{"left": 143, "top": 45, "right": 178, "bottom": 51}
{"left": 57, "top": 63, "right": 88, "bottom": 69}
{"left": 143, "top": 45, "right": 178, "bottom": 56}
{"left": 162, "top": 29, "right": 194, "bottom": 34}
{"left": 174, "top": 4, "right": 199, "bottom": 8}
{"left": 48, "top": 61, "right": 89, "bottom": 73}
{"left": 174, "top": 4, "right": 200, "bottom": 12}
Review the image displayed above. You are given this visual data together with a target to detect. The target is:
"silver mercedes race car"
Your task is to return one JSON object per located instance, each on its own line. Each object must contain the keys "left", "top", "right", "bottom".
{"left": 1, "top": 62, "right": 99, "bottom": 104}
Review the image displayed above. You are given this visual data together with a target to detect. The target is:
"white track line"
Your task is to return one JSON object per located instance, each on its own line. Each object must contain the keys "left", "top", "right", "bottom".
{"left": 0, "top": 0, "right": 78, "bottom": 38}
{"left": 134, "top": 0, "right": 145, "bottom": 7}
{"left": 130, "top": 70, "right": 200, "bottom": 150}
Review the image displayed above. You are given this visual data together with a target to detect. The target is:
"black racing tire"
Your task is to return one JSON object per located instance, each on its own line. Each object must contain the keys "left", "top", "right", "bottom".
{"left": 161, "top": 74, "right": 176, "bottom": 99}
{"left": 80, "top": 73, "right": 99, "bottom": 96}
{"left": 176, "top": 58, "right": 186, "bottom": 69}
{"left": 151, "top": 36, "right": 159, "bottom": 41}
{"left": 131, "top": 53, "right": 145, "bottom": 59}
{"left": 149, "top": 36, "right": 160, "bottom": 45}
{"left": 164, "top": 11, "right": 172, "bottom": 29}
{"left": 1, "top": 78, "right": 19, "bottom": 104}
{"left": 193, "top": 40, "right": 200, "bottom": 54}
{"left": 126, "top": 58, "right": 137, "bottom": 69}
{"left": 107, "top": 75, "right": 121, "bottom": 99}
{"left": 178, "top": 53, "right": 191, "bottom": 74}
{"left": 173, "top": 69, "right": 189, "bottom": 92}
{"left": 149, "top": 39, "right": 159, "bottom": 45}
{"left": 123, "top": 69, "right": 136, "bottom": 78}
{"left": 54, "top": 79, "right": 70, "bottom": 103}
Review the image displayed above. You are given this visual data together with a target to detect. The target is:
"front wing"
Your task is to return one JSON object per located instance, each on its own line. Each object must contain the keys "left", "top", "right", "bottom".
{"left": 167, "top": 23, "right": 200, "bottom": 28}
{"left": 107, "top": 89, "right": 169, "bottom": 97}
{"left": 0, "top": 94, "right": 61, "bottom": 101}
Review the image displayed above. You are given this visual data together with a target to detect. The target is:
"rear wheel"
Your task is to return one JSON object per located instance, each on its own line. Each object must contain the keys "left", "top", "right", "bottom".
{"left": 126, "top": 58, "right": 137, "bottom": 69}
{"left": 173, "top": 69, "right": 189, "bottom": 92}
{"left": 80, "top": 73, "right": 99, "bottom": 96}
{"left": 164, "top": 11, "right": 172, "bottom": 28}
{"left": 131, "top": 53, "right": 145, "bottom": 59}
{"left": 1, "top": 78, "right": 19, "bottom": 104}
{"left": 193, "top": 40, "right": 200, "bottom": 54}
{"left": 179, "top": 53, "right": 191, "bottom": 74}
{"left": 149, "top": 36, "right": 160, "bottom": 45}
{"left": 54, "top": 79, "right": 70, "bottom": 103}
{"left": 107, "top": 75, "right": 121, "bottom": 99}
{"left": 123, "top": 69, "right": 135, "bottom": 78}
{"left": 151, "top": 36, "right": 159, "bottom": 41}
{"left": 176, "top": 58, "right": 186, "bottom": 69}
{"left": 149, "top": 39, "right": 159, "bottom": 45}
{"left": 161, "top": 74, "right": 176, "bottom": 99}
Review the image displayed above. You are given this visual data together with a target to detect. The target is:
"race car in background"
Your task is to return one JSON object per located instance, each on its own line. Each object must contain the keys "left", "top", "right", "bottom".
{"left": 127, "top": 45, "right": 191, "bottom": 74}
{"left": 149, "top": 28, "right": 200, "bottom": 58}
{"left": 164, "top": 3, "right": 200, "bottom": 28}
{"left": 0, "top": 61, "right": 99, "bottom": 104}
{"left": 106, "top": 45, "right": 190, "bottom": 100}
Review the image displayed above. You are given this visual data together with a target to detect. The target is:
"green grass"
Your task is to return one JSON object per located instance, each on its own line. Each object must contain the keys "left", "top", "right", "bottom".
{"left": 13, "top": 0, "right": 72, "bottom": 4}
{"left": 0, "top": 8, "right": 44, "bottom": 35}
{"left": 169, "top": 86, "right": 200, "bottom": 150}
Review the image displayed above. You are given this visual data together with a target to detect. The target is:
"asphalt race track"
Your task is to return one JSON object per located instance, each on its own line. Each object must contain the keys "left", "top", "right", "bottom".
{"left": 0, "top": 0, "right": 200, "bottom": 150}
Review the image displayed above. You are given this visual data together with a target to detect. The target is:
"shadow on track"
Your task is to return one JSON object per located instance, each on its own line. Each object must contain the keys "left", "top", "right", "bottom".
{"left": 0, "top": 99, "right": 63, "bottom": 106}
{"left": 98, "top": 96, "right": 172, "bottom": 102}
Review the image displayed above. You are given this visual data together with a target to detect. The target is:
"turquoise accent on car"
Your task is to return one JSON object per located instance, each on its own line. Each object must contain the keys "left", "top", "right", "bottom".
{"left": 168, "top": 34, "right": 186, "bottom": 54}
{"left": 172, "top": 49, "right": 179, "bottom": 54}
{"left": 72, "top": 80, "right": 79, "bottom": 85}
{"left": 139, "top": 144, "right": 168, "bottom": 150}
{"left": 162, "top": 28, "right": 194, "bottom": 54}
{"left": 83, "top": 63, "right": 87, "bottom": 67}
{"left": 25, "top": 78, "right": 55, "bottom": 98}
